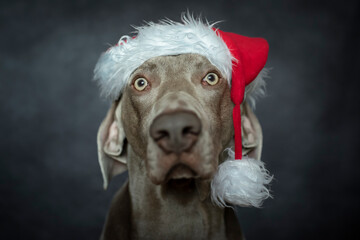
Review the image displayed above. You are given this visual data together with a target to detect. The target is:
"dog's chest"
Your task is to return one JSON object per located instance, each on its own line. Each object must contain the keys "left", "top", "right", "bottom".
{"left": 131, "top": 199, "right": 226, "bottom": 240}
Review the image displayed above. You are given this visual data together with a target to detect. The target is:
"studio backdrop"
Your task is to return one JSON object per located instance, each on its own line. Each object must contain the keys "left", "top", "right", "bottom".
{"left": 0, "top": 0, "right": 359, "bottom": 239}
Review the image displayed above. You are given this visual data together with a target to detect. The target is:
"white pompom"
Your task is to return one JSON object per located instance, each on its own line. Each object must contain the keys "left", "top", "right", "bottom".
{"left": 211, "top": 149, "right": 273, "bottom": 208}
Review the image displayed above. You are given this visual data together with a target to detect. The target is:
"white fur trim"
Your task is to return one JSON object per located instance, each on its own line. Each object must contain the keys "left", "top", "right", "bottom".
{"left": 211, "top": 148, "right": 273, "bottom": 208}
{"left": 94, "top": 14, "right": 233, "bottom": 100}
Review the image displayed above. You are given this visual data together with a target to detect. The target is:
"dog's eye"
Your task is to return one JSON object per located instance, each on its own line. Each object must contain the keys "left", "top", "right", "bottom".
{"left": 202, "top": 73, "right": 219, "bottom": 86}
{"left": 133, "top": 78, "right": 149, "bottom": 91}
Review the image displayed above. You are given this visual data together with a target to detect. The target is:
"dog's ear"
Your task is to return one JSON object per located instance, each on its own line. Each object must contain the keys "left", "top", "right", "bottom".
{"left": 241, "top": 101, "right": 263, "bottom": 160}
{"left": 97, "top": 100, "right": 127, "bottom": 189}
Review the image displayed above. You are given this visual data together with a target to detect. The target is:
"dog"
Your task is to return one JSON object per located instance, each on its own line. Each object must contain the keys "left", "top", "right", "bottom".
{"left": 94, "top": 16, "right": 271, "bottom": 240}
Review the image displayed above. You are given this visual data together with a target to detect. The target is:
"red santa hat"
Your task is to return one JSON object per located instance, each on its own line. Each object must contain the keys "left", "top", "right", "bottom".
{"left": 94, "top": 15, "right": 272, "bottom": 208}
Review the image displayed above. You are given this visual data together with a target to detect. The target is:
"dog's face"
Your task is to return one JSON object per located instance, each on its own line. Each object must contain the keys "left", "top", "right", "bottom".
{"left": 120, "top": 53, "right": 233, "bottom": 188}
{"left": 97, "top": 53, "right": 262, "bottom": 196}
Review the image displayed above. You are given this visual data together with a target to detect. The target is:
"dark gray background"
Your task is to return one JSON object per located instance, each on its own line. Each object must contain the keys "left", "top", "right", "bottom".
{"left": 1, "top": 0, "right": 359, "bottom": 239}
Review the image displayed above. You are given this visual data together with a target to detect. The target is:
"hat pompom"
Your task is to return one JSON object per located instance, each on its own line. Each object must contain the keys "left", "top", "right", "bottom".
{"left": 211, "top": 149, "right": 273, "bottom": 208}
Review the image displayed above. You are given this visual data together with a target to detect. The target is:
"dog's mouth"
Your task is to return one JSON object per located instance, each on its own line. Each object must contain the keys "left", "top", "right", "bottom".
{"left": 167, "top": 178, "right": 195, "bottom": 190}
{"left": 164, "top": 164, "right": 197, "bottom": 192}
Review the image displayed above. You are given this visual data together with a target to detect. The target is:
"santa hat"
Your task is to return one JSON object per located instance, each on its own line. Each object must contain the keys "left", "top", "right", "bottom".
{"left": 94, "top": 15, "right": 273, "bottom": 208}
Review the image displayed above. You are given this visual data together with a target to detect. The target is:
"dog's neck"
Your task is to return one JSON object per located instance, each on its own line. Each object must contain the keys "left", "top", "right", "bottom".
{"left": 127, "top": 145, "right": 229, "bottom": 240}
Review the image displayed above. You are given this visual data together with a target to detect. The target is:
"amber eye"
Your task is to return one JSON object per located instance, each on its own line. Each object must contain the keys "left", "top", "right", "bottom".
{"left": 203, "top": 73, "right": 219, "bottom": 86}
{"left": 133, "top": 78, "right": 148, "bottom": 91}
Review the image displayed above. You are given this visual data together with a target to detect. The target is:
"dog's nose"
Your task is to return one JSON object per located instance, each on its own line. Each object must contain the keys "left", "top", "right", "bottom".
{"left": 150, "top": 111, "right": 201, "bottom": 154}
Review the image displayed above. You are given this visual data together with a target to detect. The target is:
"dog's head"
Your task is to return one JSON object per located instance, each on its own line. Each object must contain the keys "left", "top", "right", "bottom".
{"left": 97, "top": 53, "right": 264, "bottom": 197}
{"left": 94, "top": 15, "right": 272, "bottom": 206}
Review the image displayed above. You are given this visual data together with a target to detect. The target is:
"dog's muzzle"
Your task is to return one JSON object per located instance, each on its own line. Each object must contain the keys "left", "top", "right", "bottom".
{"left": 148, "top": 111, "right": 206, "bottom": 186}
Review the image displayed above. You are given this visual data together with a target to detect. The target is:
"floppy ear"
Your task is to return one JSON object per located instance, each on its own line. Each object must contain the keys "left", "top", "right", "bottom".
{"left": 97, "top": 99, "right": 127, "bottom": 189}
{"left": 241, "top": 101, "right": 263, "bottom": 160}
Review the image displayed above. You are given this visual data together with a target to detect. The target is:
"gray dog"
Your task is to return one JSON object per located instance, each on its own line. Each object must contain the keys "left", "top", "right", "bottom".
{"left": 94, "top": 15, "right": 272, "bottom": 240}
